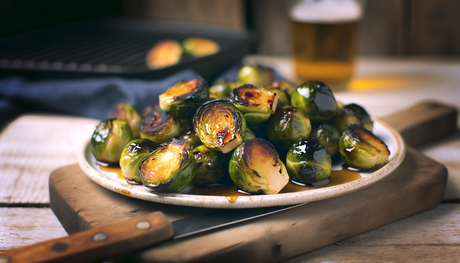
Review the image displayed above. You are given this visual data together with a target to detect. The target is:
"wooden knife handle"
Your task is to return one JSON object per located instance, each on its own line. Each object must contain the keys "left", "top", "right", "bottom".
{"left": 0, "top": 211, "right": 173, "bottom": 263}
{"left": 380, "top": 100, "right": 458, "bottom": 148}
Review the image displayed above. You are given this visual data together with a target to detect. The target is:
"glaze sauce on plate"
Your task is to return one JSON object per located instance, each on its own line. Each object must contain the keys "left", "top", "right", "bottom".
{"left": 99, "top": 165, "right": 361, "bottom": 203}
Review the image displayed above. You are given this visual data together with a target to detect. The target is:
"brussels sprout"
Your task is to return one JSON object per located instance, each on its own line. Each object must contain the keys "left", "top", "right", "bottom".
{"left": 209, "top": 79, "right": 240, "bottom": 99}
{"left": 236, "top": 65, "right": 274, "bottom": 87}
{"left": 266, "top": 105, "right": 311, "bottom": 150}
{"left": 310, "top": 122, "right": 340, "bottom": 157}
{"left": 182, "top": 37, "right": 220, "bottom": 57}
{"left": 145, "top": 40, "right": 182, "bottom": 69}
{"left": 193, "top": 99, "right": 246, "bottom": 154}
{"left": 231, "top": 84, "right": 278, "bottom": 125}
{"left": 91, "top": 119, "right": 133, "bottom": 164}
{"left": 119, "top": 139, "right": 157, "bottom": 184}
{"left": 339, "top": 124, "right": 390, "bottom": 169}
{"left": 192, "top": 145, "right": 227, "bottom": 185}
{"left": 108, "top": 103, "right": 142, "bottom": 138}
{"left": 139, "top": 138, "right": 196, "bottom": 192}
{"left": 159, "top": 77, "right": 209, "bottom": 119}
{"left": 242, "top": 126, "right": 256, "bottom": 142}
{"left": 229, "top": 138, "right": 289, "bottom": 194}
{"left": 178, "top": 121, "right": 202, "bottom": 148}
{"left": 286, "top": 138, "right": 332, "bottom": 185}
{"left": 267, "top": 86, "right": 290, "bottom": 108}
{"left": 272, "top": 79, "right": 297, "bottom": 97}
{"left": 291, "top": 81, "right": 337, "bottom": 122}
{"left": 140, "top": 107, "right": 180, "bottom": 144}
{"left": 333, "top": 103, "right": 373, "bottom": 134}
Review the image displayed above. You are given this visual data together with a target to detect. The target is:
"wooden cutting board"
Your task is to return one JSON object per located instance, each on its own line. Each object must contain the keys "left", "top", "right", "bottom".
{"left": 49, "top": 101, "right": 457, "bottom": 262}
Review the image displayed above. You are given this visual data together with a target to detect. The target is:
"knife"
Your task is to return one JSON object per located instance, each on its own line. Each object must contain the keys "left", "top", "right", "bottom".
{"left": 1, "top": 100, "right": 457, "bottom": 263}
{"left": 0, "top": 204, "right": 304, "bottom": 263}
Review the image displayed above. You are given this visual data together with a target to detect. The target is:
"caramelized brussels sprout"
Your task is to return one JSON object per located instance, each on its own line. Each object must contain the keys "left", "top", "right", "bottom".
{"left": 267, "top": 86, "right": 290, "bottom": 107}
{"left": 182, "top": 37, "right": 220, "bottom": 57}
{"left": 108, "top": 103, "right": 142, "bottom": 138}
{"left": 310, "top": 122, "right": 341, "bottom": 157}
{"left": 291, "top": 81, "right": 337, "bottom": 122}
{"left": 339, "top": 124, "right": 390, "bottom": 169}
{"left": 139, "top": 138, "right": 196, "bottom": 192}
{"left": 266, "top": 105, "right": 311, "bottom": 150}
{"left": 286, "top": 138, "right": 332, "bottom": 185}
{"left": 91, "top": 119, "right": 133, "bottom": 164}
{"left": 146, "top": 40, "right": 182, "bottom": 69}
{"left": 229, "top": 138, "right": 289, "bottom": 194}
{"left": 193, "top": 99, "right": 246, "bottom": 154}
{"left": 209, "top": 79, "right": 240, "bottom": 99}
{"left": 192, "top": 145, "right": 227, "bottom": 185}
{"left": 272, "top": 79, "right": 297, "bottom": 97}
{"left": 159, "top": 77, "right": 209, "bottom": 119}
{"left": 140, "top": 107, "right": 180, "bottom": 144}
{"left": 333, "top": 103, "right": 373, "bottom": 134}
{"left": 119, "top": 139, "right": 157, "bottom": 184}
{"left": 231, "top": 84, "right": 278, "bottom": 125}
{"left": 236, "top": 65, "right": 274, "bottom": 87}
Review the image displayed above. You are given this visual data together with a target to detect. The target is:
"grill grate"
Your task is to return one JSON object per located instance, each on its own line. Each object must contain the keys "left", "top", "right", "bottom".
{"left": 0, "top": 17, "right": 253, "bottom": 80}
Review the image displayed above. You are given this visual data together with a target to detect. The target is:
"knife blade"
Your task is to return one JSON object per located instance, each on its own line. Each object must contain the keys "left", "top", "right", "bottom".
{"left": 0, "top": 204, "right": 304, "bottom": 263}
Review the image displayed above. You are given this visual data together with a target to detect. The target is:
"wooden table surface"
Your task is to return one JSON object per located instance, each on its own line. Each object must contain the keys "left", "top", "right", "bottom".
{"left": 1, "top": 56, "right": 460, "bottom": 262}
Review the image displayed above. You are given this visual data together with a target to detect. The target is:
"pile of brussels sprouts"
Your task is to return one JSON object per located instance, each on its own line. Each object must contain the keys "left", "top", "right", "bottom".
{"left": 91, "top": 65, "right": 390, "bottom": 195}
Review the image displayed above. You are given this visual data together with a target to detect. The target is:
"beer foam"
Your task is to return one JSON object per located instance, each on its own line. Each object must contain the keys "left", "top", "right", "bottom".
{"left": 290, "top": 0, "right": 362, "bottom": 23}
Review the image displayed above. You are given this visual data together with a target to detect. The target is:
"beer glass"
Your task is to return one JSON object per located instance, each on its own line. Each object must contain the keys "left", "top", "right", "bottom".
{"left": 290, "top": 0, "right": 365, "bottom": 90}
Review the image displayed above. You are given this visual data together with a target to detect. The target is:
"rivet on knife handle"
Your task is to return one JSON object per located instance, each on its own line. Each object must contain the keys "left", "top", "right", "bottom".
{"left": 1, "top": 211, "right": 173, "bottom": 263}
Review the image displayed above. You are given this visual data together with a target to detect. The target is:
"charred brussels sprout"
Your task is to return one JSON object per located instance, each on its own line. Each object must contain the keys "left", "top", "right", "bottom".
{"left": 231, "top": 84, "right": 278, "bottom": 125}
{"left": 182, "top": 37, "right": 220, "bottom": 57}
{"left": 266, "top": 105, "right": 311, "bottom": 150}
{"left": 272, "top": 79, "right": 297, "bottom": 97}
{"left": 229, "top": 138, "right": 289, "bottom": 194}
{"left": 192, "top": 145, "right": 227, "bottom": 185}
{"left": 139, "top": 138, "right": 196, "bottom": 192}
{"left": 119, "top": 139, "right": 157, "bottom": 184}
{"left": 108, "top": 103, "right": 142, "bottom": 138}
{"left": 91, "top": 119, "right": 133, "bottom": 164}
{"left": 140, "top": 107, "right": 180, "bottom": 144}
{"left": 286, "top": 138, "right": 332, "bottom": 185}
{"left": 236, "top": 65, "right": 274, "bottom": 87}
{"left": 159, "top": 77, "right": 209, "bottom": 119}
{"left": 339, "top": 124, "right": 390, "bottom": 169}
{"left": 310, "top": 122, "right": 341, "bottom": 157}
{"left": 291, "top": 81, "right": 337, "bottom": 122}
{"left": 146, "top": 40, "right": 182, "bottom": 69}
{"left": 267, "top": 86, "right": 290, "bottom": 108}
{"left": 333, "top": 103, "right": 373, "bottom": 134}
{"left": 193, "top": 99, "right": 246, "bottom": 154}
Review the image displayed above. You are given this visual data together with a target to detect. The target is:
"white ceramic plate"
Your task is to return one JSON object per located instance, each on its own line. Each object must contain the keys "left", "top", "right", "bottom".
{"left": 78, "top": 118, "right": 405, "bottom": 209}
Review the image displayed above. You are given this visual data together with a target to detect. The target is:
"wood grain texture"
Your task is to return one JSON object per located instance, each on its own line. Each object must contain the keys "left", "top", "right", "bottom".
{"left": 0, "top": 208, "right": 68, "bottom": 251}
{"left": 0, "top": 114, "right": 98, "bottom": 205}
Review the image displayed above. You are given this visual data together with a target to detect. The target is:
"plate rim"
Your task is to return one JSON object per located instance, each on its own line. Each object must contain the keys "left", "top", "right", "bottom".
{"left": 78, "top": 118, "right": 406, "bottom": 209}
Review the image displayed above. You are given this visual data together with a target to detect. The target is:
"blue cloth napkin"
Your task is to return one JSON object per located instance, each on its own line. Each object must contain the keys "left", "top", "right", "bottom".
{"left": 0, "top": 62, "right": 282, "bottom": 122}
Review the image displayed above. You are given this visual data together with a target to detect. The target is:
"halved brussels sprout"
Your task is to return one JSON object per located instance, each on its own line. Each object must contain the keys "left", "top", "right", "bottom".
{"left": 139, "top": 138, "right": 196, "bottom": 192}
{"left": 236, "top": 65, "right": 274, "bottom": 87}
{"left": 291, "top": 81, "right": 337, "bottom": 122}
{"left": 140, "top": 107, "right": 180, "bottom": 144}
{"left": 339, "top": 124, "right": 390, "bottom": 169}
{"left": 231, "top": 84, "right": 278, "bottom": 125}
{"left": 108, "top": 103, "right": 142, "bottom": 138}
{"left": 272, "top": 79, "right": 297, "bottom": 97}
{"left": 182, "top": 37, "right": 220, "bottom": 57}
{"left": 209, "top": 79, "right": 240, "bottom": 99}
{"left": 310, "top": 122, "right": 341, "bottom": 157}
{"left": 91, "top": 119, "right": 133, "bottom": 164}
{"left": 193, "top": 99, "right": 246, "bottom": 154}
{"left": 192, "top": 145, "right": 227, "bottom": 185}
{"left": 229, "top": 138, "right": 289, "bottom": 194}
{"left": 145, "top": 40, "right": 182, "bottom": 69}
{"left": 286, "top": 138, "right": 332, "bottom": 185}
{"left": 333, "top": 103, "right": 373, "bottom": 134}
{"left": 119, "top": 138, "right": 157, "bottom": 184}
{"left": 266, "top": 105, "right": 311, "bottom": 150}
{"left": 159, "top": 77, "right": 209, "bottom": 119}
